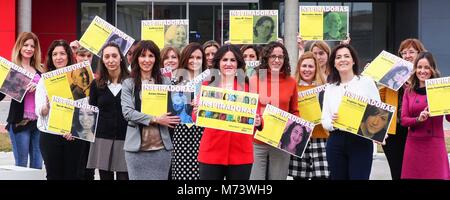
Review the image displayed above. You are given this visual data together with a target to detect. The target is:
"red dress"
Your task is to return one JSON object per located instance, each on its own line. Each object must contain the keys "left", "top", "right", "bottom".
{"left": 400, "top": 88, "right": 450, "bottom": 180}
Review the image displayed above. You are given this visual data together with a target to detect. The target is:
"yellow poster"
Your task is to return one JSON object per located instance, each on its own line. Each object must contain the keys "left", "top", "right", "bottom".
{"left": 298, "top": 85, "right": 326, "bottom": 124}
{"left": 299, "top": 6, "right": 349, "bottom": 41}
{"left": 335, "top": 91, "right": 395, "bottom": 143}
{"left": 42, "top": 61, "right": 94, "bottom": 101}
{"left": 196, "top": 85, "right": 259, "bottom": 135}
{"left": 47, "top": 96, "right": 99, "bottom": 142}
{"left": 362, "top": 50, "right": 413, "bottom": 91}
{"left": 141, "top": 20, "right": 189, "bottom": 50}
{"left": 0, "top": 56, "right": 35, "bottom": 102}
{"left": 255, "top": 104, "right": 314, "bottom": 158}
{"left": 426, "top": 77, "right": 450, "bottom": 117}
{"left": 80, "top": 16, "right": 135, "bottom": 56}
{"left": 141, "top": 84, "right": 195, "bottom": 124}
{"left": 229, "top": 10, "right": 278, "bottom": 44}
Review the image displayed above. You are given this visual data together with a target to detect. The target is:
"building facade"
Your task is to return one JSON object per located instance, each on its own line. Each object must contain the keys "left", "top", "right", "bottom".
{"left": 1, "top": 0, "right": 449, "bottom": 75}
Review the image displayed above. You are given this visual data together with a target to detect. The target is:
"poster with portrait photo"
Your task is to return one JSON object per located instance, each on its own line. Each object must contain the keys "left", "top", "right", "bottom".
{"left": 79, "top": 16, "right": 135, "bottom": 57}
{"left": 168, "top": 91, "right": 194, "bottom": 124}
{"left": 0, "top": 56, "right": 34, "bottom": 102}
{"left": 363, "top": 51, "right": 414, "bottom": 91}
{"left": 47, "top": 96, "right": 99, "bottom": 142}
{"left": 229, "top": 10, "right": 278, "bottom": 44}
{"left": 255, "top": 104, "right": 314, "bottom": 158}
{"left": 299, "top": 6, "right": 349, "bottom": 41}
{"left": 141, "top": 20, "right": 189, "bottom": 50}
{"left": 42, "top": 61, "right": 94, "bottom": 101}
{"left": 334, "top": 91, "right": 395, "bottom": 143}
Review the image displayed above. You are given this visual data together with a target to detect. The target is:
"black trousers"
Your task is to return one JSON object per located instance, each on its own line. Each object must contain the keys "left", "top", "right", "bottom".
{"left": 199, "top": 163, "right": 252, "bottom": 180}
{"left": 39, "top": 132, "right": 84, "bottom": 180}
{"left": 79, "top": 140, "right": 95, "bottom": 180}
{"left": 382, "top": 124, "right": 408, "bottom": 180}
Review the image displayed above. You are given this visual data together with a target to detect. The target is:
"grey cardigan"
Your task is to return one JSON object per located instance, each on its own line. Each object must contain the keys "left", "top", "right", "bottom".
{"left": 121, "top": 77, "right": 173, "bottom": 152}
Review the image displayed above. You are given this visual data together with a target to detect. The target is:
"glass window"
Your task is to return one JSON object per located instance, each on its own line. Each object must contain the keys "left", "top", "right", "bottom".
{"left": 154, "top": 3, "right": 186, "bottom": 20}
{"left": 188, "top": 3, "right": 221, "bottom": 44}
{"left": 80, "top": 3, "right": 107, "bottom": 34}
{"left": 117, "top": 2, "right": 152, "bottom": 40}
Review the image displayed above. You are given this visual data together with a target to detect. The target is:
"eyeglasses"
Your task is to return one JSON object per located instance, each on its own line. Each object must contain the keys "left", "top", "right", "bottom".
{"left": 400, "top": 50, "right": 418, "bottom": 57}
{"left": 269, "top": 55, "right": 284, "bottom": 61}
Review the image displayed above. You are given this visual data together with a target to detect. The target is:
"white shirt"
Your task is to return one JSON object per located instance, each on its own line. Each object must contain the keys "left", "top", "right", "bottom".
{"left": 321, "top": 75, "right": 380, "bottom": 131}
{"left": 35, "top": 79, "right": 49, "bottom": 132}
{"left": 108, "top": 82, "right": 122, "bottom": 96}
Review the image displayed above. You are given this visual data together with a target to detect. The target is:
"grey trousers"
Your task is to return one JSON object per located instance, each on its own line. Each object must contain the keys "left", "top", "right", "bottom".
{"left": 250, "top": 143, "right": 291, "bottom": 180}
{"left": 125, "top": 149, "right": 172, "bottom": 180}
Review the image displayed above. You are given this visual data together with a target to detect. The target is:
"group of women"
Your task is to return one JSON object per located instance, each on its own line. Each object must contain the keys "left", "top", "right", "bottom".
{"left": 2, "top": 30, "right": 448, "bottom": 180}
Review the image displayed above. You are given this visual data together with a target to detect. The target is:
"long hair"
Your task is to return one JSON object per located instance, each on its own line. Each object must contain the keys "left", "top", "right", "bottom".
{"left": 208, "top": 44, "right": 247, "bottom": 88}
{"left": 279, "top": 122, "right": 309, "bottom": 156}
{"left": 256, "top": 41, "right": 291, "bottom": 79}
{"left": 327, "top": 44, "right": 360, "bottom": 85}
{"left": 96, "top": 42, "right": 130, "bottom": 89}
{"left": 130, "top": 40, "right": 163, "bottom": 91}
{"left": 202, "top": 40, "right": 220, "bottom": 52}
{"left": 379, "top": 65, "right": 410, "bottom": 86}
{"left": 175, "top": 42, "right": 206, "bottom": 83}
{"left": 295, "top": 52, "right": 325, "bottom": 85}
{"left": 240, "top": 44, "right": 260, "bottom": 60}
{"left": 309, "top": 40, "right": 331, "bottom": 75}
{"left": 409, "top": 51, "right": 440, "bottom": 92}
{"left": 46, "top": 40, "right": 74, "bottom": 72}
{"left": 11, "top": 32, "right": 45, "bottom": 73}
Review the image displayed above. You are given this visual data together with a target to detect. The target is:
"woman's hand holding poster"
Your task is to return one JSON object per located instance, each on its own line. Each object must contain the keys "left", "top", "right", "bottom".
{"left": 196, "top": 85, "right": 259, "bottom": 134}
{"left": 334, "top": 91, "right": 395, "bottom": 143}
{"left": 0, "top": 56, "right": 34, "bottom": 102}
{"left": 255, "top": 104, "right": 314, "bottom": 158}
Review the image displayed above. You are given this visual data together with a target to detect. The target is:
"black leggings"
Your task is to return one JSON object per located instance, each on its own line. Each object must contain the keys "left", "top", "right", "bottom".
{"left": 99, "top": 170, "right": 129, "bottom": 180}
{"left": 199, "top": 163, "right": 252, "bottom": 180}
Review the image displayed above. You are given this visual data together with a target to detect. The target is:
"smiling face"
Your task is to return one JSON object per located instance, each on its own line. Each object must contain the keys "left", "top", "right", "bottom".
{"left": 52, "top": 46, "right": 69, "bottom": 68}
{"left": 138, "top": 50, "right": 155, "bottom": 73}
{"left": 363, "top": 110, "right": 389, "bottom": 136}
{"left": 268, "top": 47, "right": 284, "bottom": 72}
{"left": 400, "top": 47, "right": 419, "bottom": 63}
{"left": 21, "top": 39, "right": 35, "bottom": 60}
{"left": 299, "top": 58, "right": 316, "bottom": 83}
{"left": 290, "top": 125, "right": 303, "bottom": 145}
{"left": 79, "top": 109, "right": 95, "bottom": 131}
{"left": 188, "top": 49, "right": 203, "bottom": 72}
{"left": 416, "top": 58, "right": 432, "bottom": 84}
{"left": 205, "top": 46, "right": 218, "bottom": 67}
{"left": 334, "top": 47, "right": 354, "bottom": 74}
{"left": 219, "top": 51, "right": 237, "bottom": 77}
{"left": 163, "top": 50, "right": 179, "bottom": 70}
{"left": 174, "top": 26, "right": 186, "bottom": 46}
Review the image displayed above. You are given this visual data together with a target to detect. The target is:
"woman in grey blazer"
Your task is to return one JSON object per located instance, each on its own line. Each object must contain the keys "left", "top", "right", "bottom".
{"left": 121, "top": 40, "right": 180, "bottom": 180}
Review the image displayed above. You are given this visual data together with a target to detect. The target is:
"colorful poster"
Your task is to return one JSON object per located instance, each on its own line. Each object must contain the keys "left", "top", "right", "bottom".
{"left": 362, "top": 50, "right": 413, "bottom": 91}
{"left": 298, "top": 85, "right": 326, "bottom": 124}
{"left": 426, "top": 77, "right": 450, "bottom": 117}
{"left": 141, "top": 20, "right": 189, "bottom": 50}
{"left": 196, "top": 85, "right": 259, "bottom": 134}
{"left": 161, "top": 66, "right": 173, "bottom": 78}
{"left": 255, "top": 104, "right": 314, "bottom": 158}
{"left": 245, "top": 61, "right": 260, "bottom": 78}
{"left": 41, "top": 61, "right": 94, "bottom": 101}
{"left": 0, "top": 56, "right": 34, "bottom": 102}
{"left": 79, "top": 16, "right": 135, "bottom": 56}
{"left": 229, "top": 10, "right": 278, "bottom": 44}
{"left": 47, "top": 96, "right": 99, "bottom": 142}
{"left": 141, "top": 84, "right": 195, "bottom": 124}
{"left": 335, "top": 91, "right": 395, "bottom": 143}
{"left": 299, "top": 6, "right": 349, "bottom": 41}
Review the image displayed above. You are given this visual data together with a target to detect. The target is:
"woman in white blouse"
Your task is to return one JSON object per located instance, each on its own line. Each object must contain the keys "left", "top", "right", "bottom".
{"left": 321, "top": 44, "right": 380, "bottom": 180}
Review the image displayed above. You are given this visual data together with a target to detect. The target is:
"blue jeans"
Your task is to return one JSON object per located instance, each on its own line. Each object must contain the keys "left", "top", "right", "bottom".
{"left": 9, "top": 126, "right": 43, "bottom": 169}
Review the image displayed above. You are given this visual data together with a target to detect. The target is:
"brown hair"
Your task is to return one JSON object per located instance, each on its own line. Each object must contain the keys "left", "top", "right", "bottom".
{"left": 12, "top": 32, "right": 45, "bottom": 73}
{"left": 309, "top": 40, "right": 331, "bottom": 75}
{"left": 130, "top": 40, "right": 163, "bottom": 91}
{"left": 256, "top": 41, "right": 291, "bottom": 79}
{"left": 398, "top": 38, "right": 426, "bottom": 57}
{"left": 327, "top": 44, "right": 360, "bottom": 85}
{"left": 160, "top": 46, "right": 180, "bottom": 68}
{"left": 45, "top": 39, "right": 74, "bottom": 72}
{"left": 295, "top": 52, "right": 325, "bottom": 85}
{"left": 96, "top": 42, "right": 130, "bottom": 88}
{"left": 409, "top": 51, "right": 440, "bottom": 92}
{"left": 175, "top": 42, "right": 206, "bottom": 83}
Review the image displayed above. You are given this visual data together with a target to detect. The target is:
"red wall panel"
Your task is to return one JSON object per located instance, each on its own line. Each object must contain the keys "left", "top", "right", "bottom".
{"left": 0, "top": 0, "right": 16, "bottom": 59}
{"left": 32, "top": 0, "right": 77, "bottom": 61}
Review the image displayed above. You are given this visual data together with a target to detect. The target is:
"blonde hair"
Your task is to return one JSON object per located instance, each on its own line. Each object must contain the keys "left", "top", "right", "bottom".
{"left": 164, "top": 25, "right": 186, "bottom": 48}
{"left": 295, "top": 52, "right": 325, "bottom": 85}
{"left": 11, "top": 32, "right": 45, "bottom": 73}
{"left": 309, "top": 40, "right": 331, "bottom": 75}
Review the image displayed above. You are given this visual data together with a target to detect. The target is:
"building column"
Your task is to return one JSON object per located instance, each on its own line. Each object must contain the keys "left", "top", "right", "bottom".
{"left": 284, "top": 0, "right": 299, "bottom": 76}
{"left": 18, "top": 0, "right": 32, "bottom": 33}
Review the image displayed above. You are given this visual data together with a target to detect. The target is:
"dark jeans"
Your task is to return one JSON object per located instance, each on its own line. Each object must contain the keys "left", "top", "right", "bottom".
{"left": 39, "top": 132, "right": 83, "bottom": 180}
{"left": 326, "top": 130, "right": 373, "bottom": 180}
{"left": 79, "top": 141, "right": 95, "bottom": 180}
{"left": 382, "top": 124, "right": 407, "bottom": 180}
{"left": 199, "top": 163, "right": 252, "bottom": 180}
